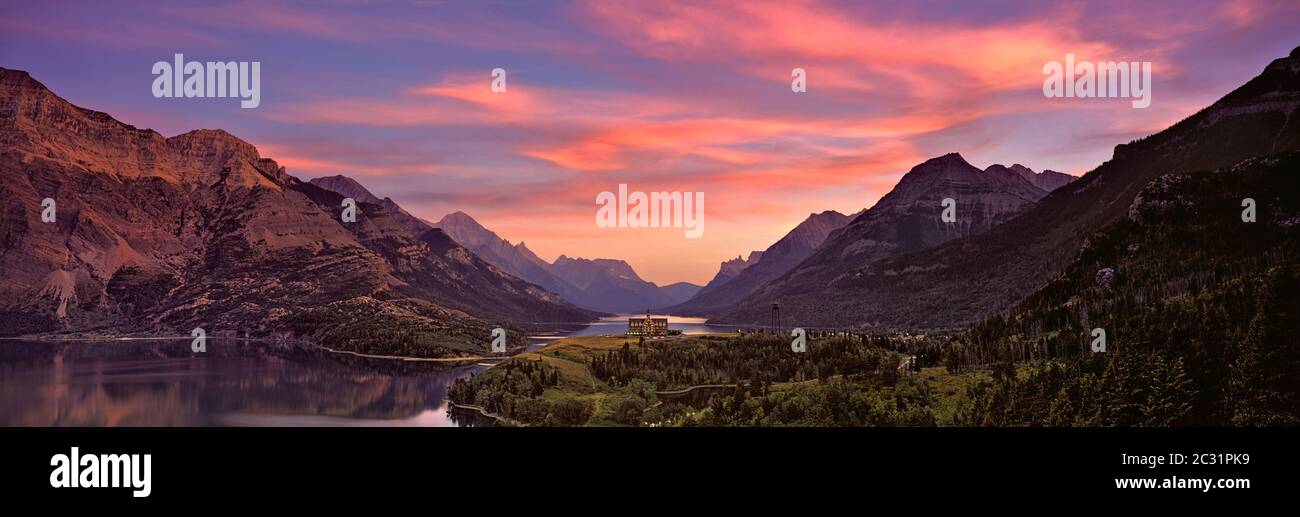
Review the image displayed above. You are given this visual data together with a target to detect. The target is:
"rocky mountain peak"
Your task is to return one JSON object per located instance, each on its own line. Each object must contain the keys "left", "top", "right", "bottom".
{"left": 1, "top": 68, "right": 286, "bottom": 189}
{"left": 434, "top": 211, "right": 501, "bottom": 246}
{"left": 992, "top": 163, "right": 1077, "bottom": 192}
{"left": 308, "top": 175, "right": 383, "bottom": 204}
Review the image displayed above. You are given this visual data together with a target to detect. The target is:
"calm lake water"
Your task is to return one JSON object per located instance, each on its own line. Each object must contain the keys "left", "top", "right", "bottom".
{"left": 0, "top": 314, "right": 736, "bottom": 427}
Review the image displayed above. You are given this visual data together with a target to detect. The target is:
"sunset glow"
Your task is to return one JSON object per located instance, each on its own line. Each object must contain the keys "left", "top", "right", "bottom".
{"left": 3, "top": 0, "right": 1297, "bottom": 284}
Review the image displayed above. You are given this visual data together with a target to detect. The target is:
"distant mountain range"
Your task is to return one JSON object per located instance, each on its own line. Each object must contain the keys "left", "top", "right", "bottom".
{"left": 429, "top": 211, "right": 700, "bottom": 314}
{"left": 664, "top": 210, "right": 856, "bottom": 316}
{"left": 0, "top": 67, "right": 593, "bottom": 357}
{"left": 306, "top": 180, "right": 701, "bottom": 314}
{"left": 549, "top": 255, "right": 700, "bottom": 313}
{"left": 712, "top": 46, "right": 1300, "bottom": 328}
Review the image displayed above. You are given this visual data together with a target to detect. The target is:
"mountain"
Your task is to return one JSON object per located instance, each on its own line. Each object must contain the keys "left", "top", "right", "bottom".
{"left": 958, "top": 152, "right": 1300, "bottom": 426}
{"left": 658, "top": 281, "right": 704, "bottom": 305}
{"left": 549, "top": 255, "right": 700, "bottom": 313}
{"left": 712, "top": 46, "right": 1300, "bottom": 329}
{"left": 430, "top": 211, "right": 698, "bottom": 313}
{"left": 705, "top": 153, "right": 1052, "bottom": 323}
{"left": 665, "top": 210, "right": 852, "bottom": 316}
{"left": 427, "top": 211, "right": 587, "bottom": 302}
{"left": 302, "top": 181, "right": 582, "bottom": 301}
{"left": 1005, "top": 164, "right": 1077, "bottom": 192}
{"left": 693, "top": 251, "right": 764, "bottom": 298}
{"left": 306, "top": 178, "right": 687, "bottom": 315}
{"left": 308, "top": 174, "right": 433, "bottom": 236}
{"left": 0, "top": 67, "right": 593, "bottom": 356}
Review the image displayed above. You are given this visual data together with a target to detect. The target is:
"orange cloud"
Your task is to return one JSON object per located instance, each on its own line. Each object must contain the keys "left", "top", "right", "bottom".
{"left": 577, "top": 0, "right": 1115, "bottom": 90}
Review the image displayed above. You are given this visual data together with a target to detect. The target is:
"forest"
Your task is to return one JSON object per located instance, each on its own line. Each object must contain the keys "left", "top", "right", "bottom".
{"left": 951, "top": 153, "right": 1300, "bottom": 426}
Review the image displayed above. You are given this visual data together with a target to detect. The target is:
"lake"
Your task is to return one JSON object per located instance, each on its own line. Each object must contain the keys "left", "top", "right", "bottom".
{"left": 0, "top": 314, "right": 736, "bottom": 426}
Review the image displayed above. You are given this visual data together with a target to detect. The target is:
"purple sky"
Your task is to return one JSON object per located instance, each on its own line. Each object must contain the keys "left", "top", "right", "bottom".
{"left": 2, "top": 0, "right": 1298, "bottom": 284}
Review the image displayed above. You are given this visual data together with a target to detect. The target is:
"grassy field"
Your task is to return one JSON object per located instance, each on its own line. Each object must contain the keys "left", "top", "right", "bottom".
{"left": 508, "top": 334, "right": 707, "bottom": 417}
{"left": 918, "top": 366, "right": 987, "bottom": 425}
{"left": 453, "top": 332, "right": 1006, "bottom": 426}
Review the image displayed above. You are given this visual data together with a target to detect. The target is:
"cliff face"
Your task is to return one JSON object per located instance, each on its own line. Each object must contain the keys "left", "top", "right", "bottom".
{"left": 0, "top": 67, "right": 592, "bottom": 347}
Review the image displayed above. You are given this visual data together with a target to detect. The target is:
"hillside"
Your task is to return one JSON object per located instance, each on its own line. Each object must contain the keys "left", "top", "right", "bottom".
{"left": 714, "top": 47, "right": 1300, "bottom": 329}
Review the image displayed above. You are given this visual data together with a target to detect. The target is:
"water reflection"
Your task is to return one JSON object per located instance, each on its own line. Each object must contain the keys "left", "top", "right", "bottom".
{"left": 0, "top": 339, "right": 487, "bottom": 427}
{"left": 0, "top": 314, "right": 734, "bottom": 427}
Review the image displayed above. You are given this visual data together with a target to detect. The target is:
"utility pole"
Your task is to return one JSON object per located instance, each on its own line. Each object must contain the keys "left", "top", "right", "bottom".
{"left": 770, "top": 303, "right": 781, "bottom": 334}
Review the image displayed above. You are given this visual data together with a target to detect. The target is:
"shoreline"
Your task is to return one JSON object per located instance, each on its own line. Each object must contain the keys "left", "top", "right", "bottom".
{"left": 316, "top": 345, "right": 515, "bottom": 363}
{"left": 447, "top": 402, "right": 528, "bottom": 427}
{"left": 1, "top": 335, "right": 527, "bottom": 363}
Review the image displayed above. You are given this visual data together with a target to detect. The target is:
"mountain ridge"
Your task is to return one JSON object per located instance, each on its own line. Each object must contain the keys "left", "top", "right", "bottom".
{"left": 0, "top": 67, "right": 594, "bottom": 356}
{"left": 664, "top": 210, "right": 853, "bottom": 316}
{"left": 711, "top": 46, "right": 1300, "bottom": 328}
{"left": 699, "top": 152, "right": 1058, "bottom": 321}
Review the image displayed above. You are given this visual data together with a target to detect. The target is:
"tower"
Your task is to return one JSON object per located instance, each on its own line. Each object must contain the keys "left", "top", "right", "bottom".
{"left": 770, "top": 303, "right": 781, "bottom": 334}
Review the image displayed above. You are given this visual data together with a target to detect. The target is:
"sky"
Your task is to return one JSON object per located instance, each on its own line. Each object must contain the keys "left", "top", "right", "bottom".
{"left": 2, "top": 0, "right": 1298, "bottom": 285}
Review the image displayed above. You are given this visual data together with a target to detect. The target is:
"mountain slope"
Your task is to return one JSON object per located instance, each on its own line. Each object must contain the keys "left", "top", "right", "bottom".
{"left": 429, "top": 211, "right": 586, "bottom": 302}
{"left": 693, "top": 251, "right": 764, "bottom": 298}
{"left": 308, "top": 174, "right": 435, "bottom": 237}
{"left": 0, "top": 67, "right": 592, "bottom": 355}
{"left": 1006, "top": 164, "right": 1077, "bottom": 192}
{"left": 713, "top": 46, "right": 1300, "bottom": 329}
{"left": 710, "top": 153, "right": 1052, "bottom": 324}
{"left": 300, "top": 181, "right": 592, "bottom": 307}
{"left": 304, "top": 180, "right": 580, "bottom": 301}
{"left": 430, "top": 210, "right": 699, "bottom": 313}
{"left": 665, "top": 210, "right": 852, "bottom": 316}
{"left": 957, "top": 152, "right": 1300, "bottom": 426}
{"left": 549, "top": 255, "right": 700, "bottom": 313}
